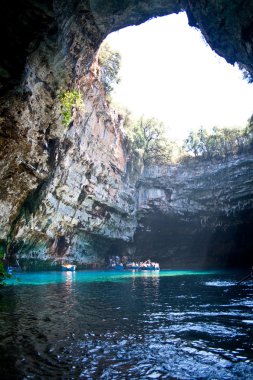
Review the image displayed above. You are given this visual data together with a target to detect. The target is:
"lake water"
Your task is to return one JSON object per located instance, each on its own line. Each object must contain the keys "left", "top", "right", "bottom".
{"left": 0, "top": 270, "right": 253, "bottom": 379}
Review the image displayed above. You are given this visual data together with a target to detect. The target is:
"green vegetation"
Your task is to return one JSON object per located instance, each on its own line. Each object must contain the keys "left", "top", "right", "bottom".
{"left": 111, "top": 103, "right": 175, "bottom": 165}
{"left": 98, "top": 42, "right": 121, "bottom": 93}
{"left": 122, "top": 111, "right": 253, "bottom": 165}
{"left": 58, "top": 89, "right": 84, "bottom": 126}
{"left": 183, "top": 122, "right": 253, "bottom": 160}
{"left": 126, "top": 116, "right": 174, "bottom": 164}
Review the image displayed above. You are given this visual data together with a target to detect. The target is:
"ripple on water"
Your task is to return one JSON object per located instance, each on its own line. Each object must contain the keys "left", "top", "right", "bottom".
{"left": 168, "top": 322, "right": 245, "bottom": 338}
{"left": 1, "top": 271, "right": 253, "bottom": 379}
{"left": 204, "top": 281, "right": 236, "bottom": 287}
{"left": 242, "top": 319, "right": 253, "bottom": 324}
{"left": 60, "top": 332, "right": 253, "bottom": 380}
{"left": 229, "top": 300, "right": 253, "bottom": 307}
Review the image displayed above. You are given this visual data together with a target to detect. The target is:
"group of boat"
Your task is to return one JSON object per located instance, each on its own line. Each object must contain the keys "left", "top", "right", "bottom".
{"left": 111, "top": 259, "right": 160, "bottom": 271}
{"left": 60, "top": 259, "right": 160, "bottom": 272}
{"left": 61, "top": 260, "right": 160, "bottom": 272}
{"left": 5, "top": 257, "right": 253, "bottom": 281}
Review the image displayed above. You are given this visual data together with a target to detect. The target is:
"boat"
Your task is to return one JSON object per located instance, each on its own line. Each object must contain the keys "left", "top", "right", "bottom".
{"left": 139, "top": 265, "right": 160, "bottom": 271}
{"left": 6, "top": 260, "right": 21, "bottom": 274}
{"left": 237, "top": 267, "right": 253, "bottom": 285}
{"left": 125, "top": 262, "right": 140, "bottom": 270}
{"left": 125, "top": 260, "right": 160, "bottom": 271}
{"left": 109, "top": 257, "right": 160, "bottom": 271}
{"left": 55, "top": 257, "right": 76, "bottom": 271}
{"left": 7, "top": 266, "right": 16, "bottom": 275}
{"left": 110, "top": 263, "right": 124, "bottom": 270}
{"left": 139, "top": 260, "right": 160, "bottom": 271}
{"left": 115, "top": 264, "right": 124, "bottom": 270}
{"left": 61, "top": 264, "right": 76, "bottom": 271}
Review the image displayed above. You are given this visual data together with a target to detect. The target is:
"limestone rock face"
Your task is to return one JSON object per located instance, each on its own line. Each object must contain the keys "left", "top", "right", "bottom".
{"left": 1, "top": 1, "right": 253, "bottom": 267}
{"left": 3, "top": 64, "right": 137, "bottom": 266}
{"left": 135, "top": 156, "right": 253, "bottom": 268}
{"left": 0, "top": 0, "right": 182, "bottom": 267}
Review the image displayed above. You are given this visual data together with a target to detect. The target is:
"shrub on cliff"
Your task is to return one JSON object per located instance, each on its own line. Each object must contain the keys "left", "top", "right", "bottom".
{"left": 58, "top": 89, "right": 84, "bottom": 126}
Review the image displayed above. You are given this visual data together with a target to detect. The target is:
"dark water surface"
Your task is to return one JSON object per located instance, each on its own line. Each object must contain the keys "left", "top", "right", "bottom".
{"left": 0, "top": 270, "right": 253, "bottom": 379}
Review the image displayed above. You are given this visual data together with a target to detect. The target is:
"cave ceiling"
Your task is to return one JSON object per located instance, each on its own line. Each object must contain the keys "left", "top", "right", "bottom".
{"left": 1, "top": 0, "right": 253, "bottom": 94}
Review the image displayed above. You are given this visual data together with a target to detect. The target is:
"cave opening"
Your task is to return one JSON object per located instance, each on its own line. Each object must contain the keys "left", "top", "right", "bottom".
{"left": 98, "top": 11, "right": 253, "bottom": 269}
{"left": 1, "top": 2, "right": 253, "bottom": 270}
{"left": 105, "top": 12, "right": 253, "bottom": 142}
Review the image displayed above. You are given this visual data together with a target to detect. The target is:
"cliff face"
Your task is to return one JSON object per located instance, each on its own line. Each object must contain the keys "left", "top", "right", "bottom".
{"left": 2, "top": 62, "right": 138, "bottom": 266}
{"left": 1, "top": 0, "right": 181, "bottom": 267}
{"left": 136, "top": 156, "right": 253, "bottom": 268}
{"left": 1, "top": 1, "right": 253, "bottom": 268}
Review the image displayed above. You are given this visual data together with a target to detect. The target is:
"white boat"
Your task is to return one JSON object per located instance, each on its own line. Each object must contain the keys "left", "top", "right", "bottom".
{"left": 61, "top": 264, "right": 76, "bottom": 271}
{"left": 125, "top": 263, "right": 140, "bottom": 270}
{"left": 139, "top": 260, "right": 160, "bottom": 271}
{"left": 139, "top": 265, "right": 160, "bottom": 271}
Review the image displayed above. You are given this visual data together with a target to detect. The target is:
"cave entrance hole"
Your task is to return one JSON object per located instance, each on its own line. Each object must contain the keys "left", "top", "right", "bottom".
{"left": 98, "top": 12, "right": 253, "bottom": 268}
{"left": 104, "top": 11, "right": 253, "bottom": 144}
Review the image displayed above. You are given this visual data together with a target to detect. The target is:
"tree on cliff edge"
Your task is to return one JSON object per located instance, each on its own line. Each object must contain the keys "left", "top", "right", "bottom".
{"left": 183, "top": 125, "right": 247, "bottom": 160}
{"left": 130, "top": 117, "right": 173, "bottom": 165}
{"left": 98, "top": 42, "right": 121, "bottom": 93}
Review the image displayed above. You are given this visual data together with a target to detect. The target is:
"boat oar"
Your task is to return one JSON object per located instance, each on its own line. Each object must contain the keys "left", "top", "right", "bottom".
{"left": 237, "top": 272, "right": 252, "bottom": 285}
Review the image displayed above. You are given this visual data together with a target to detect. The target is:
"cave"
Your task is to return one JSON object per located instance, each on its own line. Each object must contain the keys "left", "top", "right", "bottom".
{"left": 1, "top": 0, "right": 253, "bottom": 269}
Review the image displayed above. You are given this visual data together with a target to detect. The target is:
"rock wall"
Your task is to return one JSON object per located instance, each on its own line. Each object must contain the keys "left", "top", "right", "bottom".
{"left": 0, "top": 0, "right": 182, "bottom": 267}
{"left": 3, "top": 60, "right": 138, "bottom": 266}
{"left": 1, "top": 1, "right": 253, "bottom": 268}
{"left": 135, "top": 156, "right": 253, "bottom": 268}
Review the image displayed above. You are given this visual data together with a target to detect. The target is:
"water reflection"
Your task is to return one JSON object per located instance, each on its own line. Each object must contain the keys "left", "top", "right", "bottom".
{"left": 61, "top": 271, "right": 76, "bottom": 316}
{"left": 0, "top": 272, "right": 253, "bottom": 379}
{"left": 62, "top": 270, "right": 76, "bottom": 290}
{"left": 141, "top": 271, "right": 160, "bottom": 303}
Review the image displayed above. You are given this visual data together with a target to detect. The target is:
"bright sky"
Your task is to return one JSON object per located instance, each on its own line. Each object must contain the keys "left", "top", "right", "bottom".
{"left": 105, "top": 12, "right": 253, "bottom": 142}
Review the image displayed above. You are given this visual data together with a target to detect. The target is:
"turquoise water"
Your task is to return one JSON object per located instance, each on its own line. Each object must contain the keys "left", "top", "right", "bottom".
{"left": 1, "top": 270, "right": 253, "bottom": 379}
{"left": 6, "top": 269, "right": 220, "bottom": 286}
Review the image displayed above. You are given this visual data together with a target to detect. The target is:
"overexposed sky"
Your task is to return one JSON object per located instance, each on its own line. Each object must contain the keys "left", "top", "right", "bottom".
{"left": 106, "top": 12, "right": 253, "bottom": 142}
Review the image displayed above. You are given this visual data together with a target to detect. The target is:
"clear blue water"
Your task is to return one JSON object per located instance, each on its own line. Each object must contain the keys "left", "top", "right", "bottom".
{"left": 0, "top": 270, "right": 253, "bottom": 379}
{"left": 5, "top": 269, "right": 219, "bottom": 286}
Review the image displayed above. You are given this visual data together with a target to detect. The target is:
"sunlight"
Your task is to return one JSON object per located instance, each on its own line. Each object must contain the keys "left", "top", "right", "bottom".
{"left": 106, "top": 12, "right": 253, "bottom": 142}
